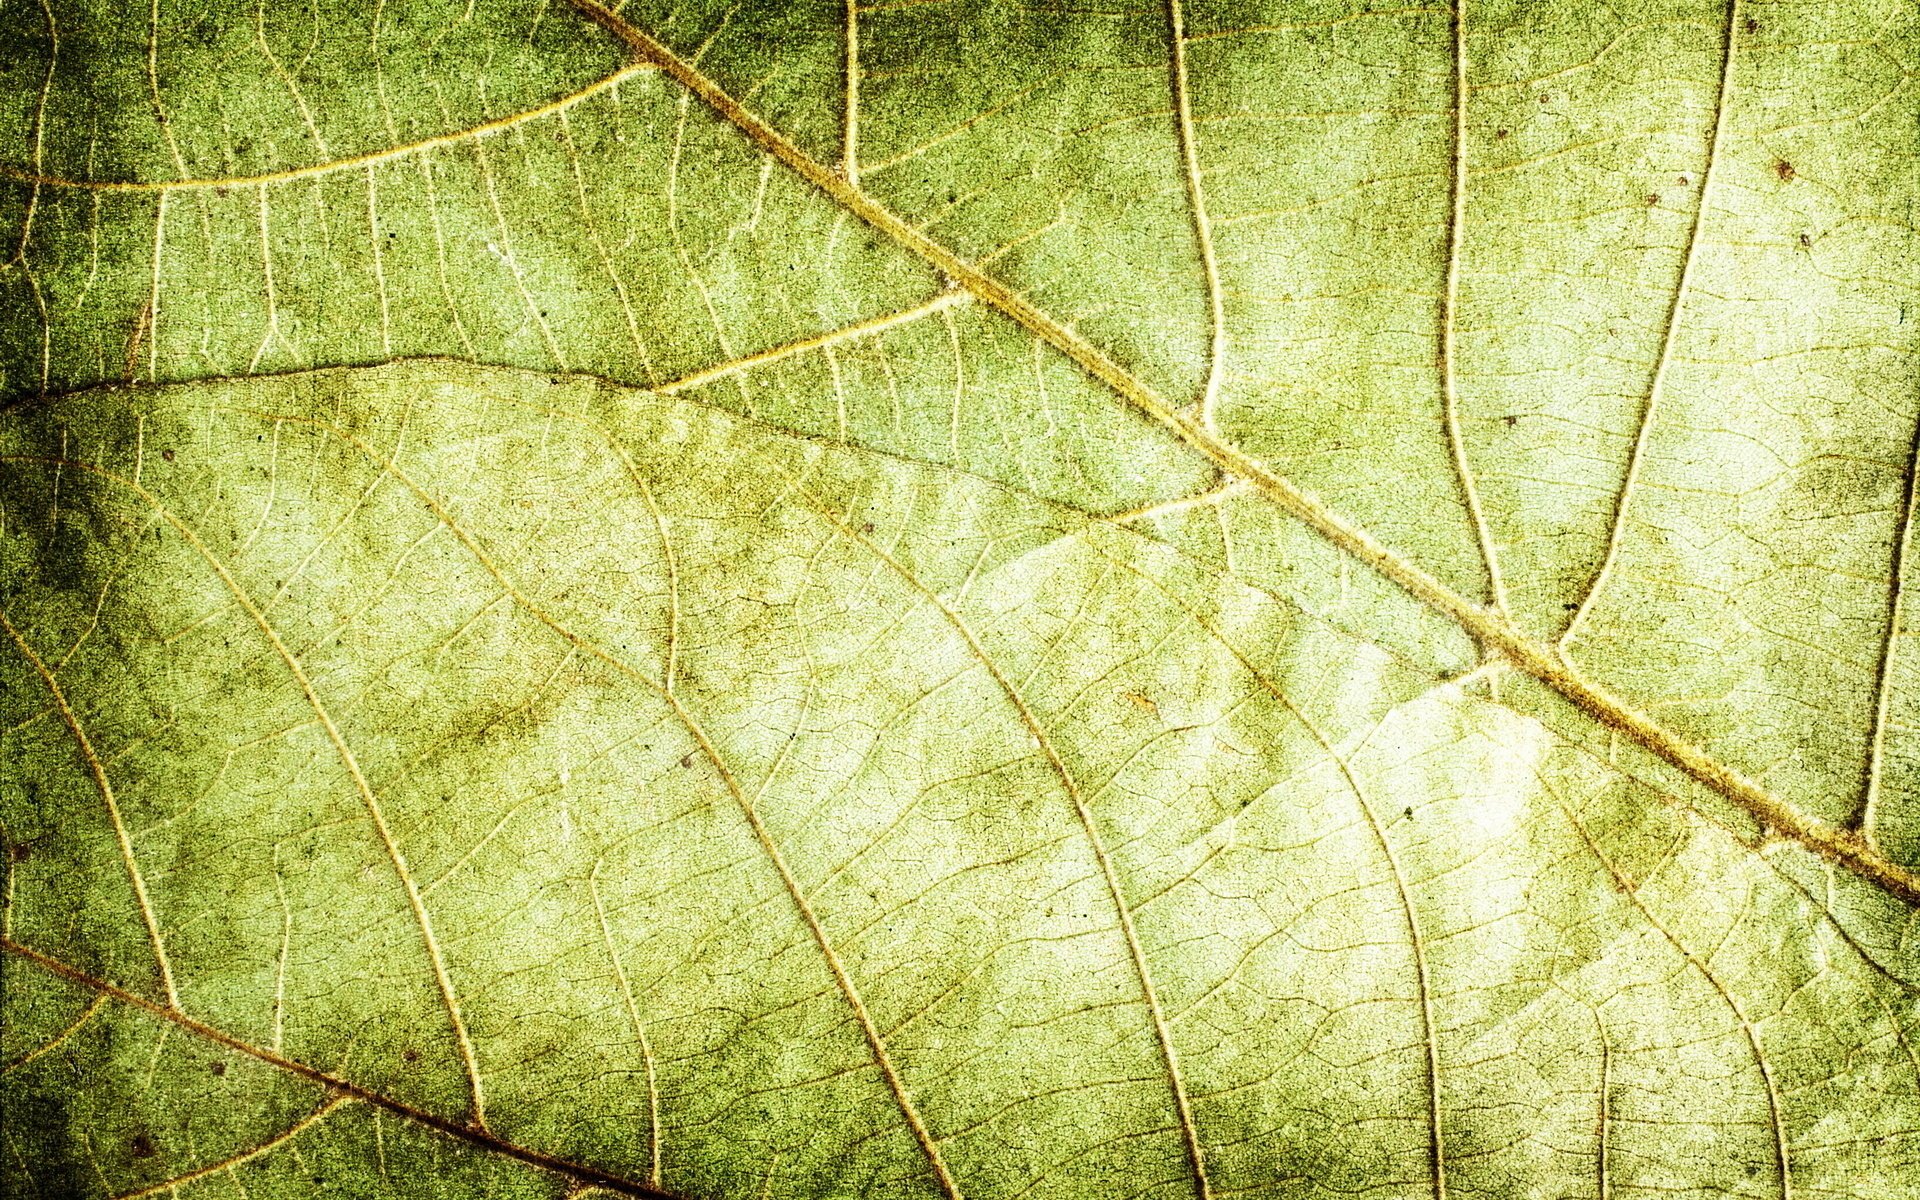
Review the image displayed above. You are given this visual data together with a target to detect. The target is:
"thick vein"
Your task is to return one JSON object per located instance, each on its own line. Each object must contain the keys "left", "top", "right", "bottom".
{"left": 225, "top": 416, "right": 964, "bottom": 1200}
{"left": 1859, "top": 407, "right": 1920, "bottom": 839}
{"left": 1094, "top": 545, "right": 1446, "bottom": 1200}
{"left": 556, "top": 0, "right": 1920, "bottom": 909}
{"left": 1440, "top": 0, "right": 1507, "bottom": 616}
{"left": 1164, "top": 0, "right": 1227, "bottom": 429}
{"left": 0, "top": 939, "right": 688, "bottom": 1200}
{"left": 783, "top": 477, "right": 1214, "bottom": 1200}
{"left": 843, "top": 0, "right": 861, "bottom": 183}
{"left": 0, "top": 64, "right": 654, "bottom": 193}
{"left": 0, "top": 458, "right": 489, "bottom": 1126}
{"left": 1562, "top": 0, "right": 1742, "bottom": 644}
{"left": 0, "top": 605, "right": 178, "bottom": 1009}
{"left": 112, "top": 1094, "right": 351, "bottom": 1200}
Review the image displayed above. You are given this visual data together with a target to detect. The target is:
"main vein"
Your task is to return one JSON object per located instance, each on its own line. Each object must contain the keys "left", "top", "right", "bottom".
{"left": 558, "top": 0, "right": 1920, "bottom": 910}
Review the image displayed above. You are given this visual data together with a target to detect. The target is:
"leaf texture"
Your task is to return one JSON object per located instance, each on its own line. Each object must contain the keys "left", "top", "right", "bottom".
{"left": 2, "top": 1, "right": 1919, "bottom": 1198}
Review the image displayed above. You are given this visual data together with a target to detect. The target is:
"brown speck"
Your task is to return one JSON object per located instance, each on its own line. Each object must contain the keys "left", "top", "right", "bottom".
{"left": 401, "top": 1048, "right": 421, "bottom": 1063}
{"left": 130, "top": 1134, "right": 157, "bottom": 1159}
{"left": 1799, "top": 232, "right": 1812, "bottom": 248}
{"left": 1645, "top": 193, "right": 1660, "bottom": 206}
{"left": 8, "top": 842, "right": 29, "bottom": 863}
{"left": 1774, "top": 159, "right": 1795, "bottom": 182}
{"left": 161, "top": 448, "right": 175, "bottom": 462}
{"left": 1121, "top": 688, "right": 1160, "bottom": 718}
{"left": 1538, "top": 93, "right": 1550, "bottom": 104}
{"left": 1611, "top": 869, "right": 1638, "bottom": 894}
{"left": 1494, "top": 127, "right": 1510, "bottom": 139}
{"left": 1745, "top": 17, "right": 1760, "bottom": 33}
{"left": 1501, "top": 414, "right": 1518, "bottom": 427}
{"left": 209, "top": 1061, "right": 226, "bottom": 1077}
{"left": 679, "top": 753, "right": 694, "bottom": 769}
{"left": 1677, "top": 174, "right": 1691, "bottom": 186}
{"left": 859, "top": 521, "right": 875, "bottom": 534}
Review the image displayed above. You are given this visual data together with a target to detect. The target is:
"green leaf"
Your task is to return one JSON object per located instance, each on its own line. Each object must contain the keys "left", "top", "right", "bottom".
{"left": 4, "top": 1, "right": 1919, "bottom": 1198}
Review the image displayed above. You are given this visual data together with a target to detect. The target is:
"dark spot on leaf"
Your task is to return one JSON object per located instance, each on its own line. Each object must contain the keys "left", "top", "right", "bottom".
{"left": 1494, "top": 128, "right": 1509, "bottom": 139}
{"left": 1564, "top": 602, "right": 1579, "bottom": 611}
{"left": 1538, "top": 93, "right": 1550, "bottom": 104}
{"left": 402, "top": 1048, "right": 420, "bottom": 1063}
{"left": 130, "top": 1134, "right": 156, "bottom": 1159}
{"left": 1745, "top": 16, "right": 1760, "bottom": 33}
{"left": 209, "top": 1061, "right": 226, "bottom": 1076}
{"left": 1403, "top": 807, "right": 1413, "bottom": 820}
{"left": 1775, "top": 160, "right": 1795, "bottom": 182}
{"left": 1645, "top": 194, "right": 1659, "bottom": 206}
{"left": 860, "top": 521, "right": 875, "bottom": 534}
{"left": 161, "top": 448, "right": 175, "bottom": 462}
{"left": 1677, "top": 174, "right": 1691, "bottom": 186}
{"left": 1799, "top": 232, "right": 1812, "bottom": 248}
{"left": 680, "top": 754, "right": 694, "bottom": 768}
{"left": 1502, "top": 414, "right": 1518, "bottom": 427}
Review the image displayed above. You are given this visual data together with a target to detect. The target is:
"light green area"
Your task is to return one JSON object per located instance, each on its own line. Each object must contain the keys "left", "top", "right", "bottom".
{"left": 3, "top": 0, "right": 1920, "bottom": 1197}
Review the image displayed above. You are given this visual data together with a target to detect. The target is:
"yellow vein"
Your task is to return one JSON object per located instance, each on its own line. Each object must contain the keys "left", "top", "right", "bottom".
{"left": 144, "top": 0, "right": 187, "bottom": 177}
{"left": 1563, "top": 0, "right": 1742, "bottom": 646}
{"left": 784, "top": 481, "right": 1213, "bottom": 1200}
{"left": 588, "top": 864, "right": 663, "bottom": 1188}
{"left": 1553, "top": 791, "right": 1791, "bottom": 1199}
{"left": 1095, "top": 545, "right": 1445, "bottom": 1200}
{"left": 1859, "top": 408, "right": 1920, "bottom": 840}
{"left": 653, "top": 289, "right": 967, "bottom": 394}
{"left": 0, "top": 992, "right": 106, "bottom": 1075}
{"left": 554, "top": 0, "right": 1920, "bottom": 909}
{"left": 231, "top": 417, "right": 963, "bottom": 1200}
{"left": 112, "top": 1094, "right": 352, "bottom": 1200}
{"left": 1165, "top": 0, "right": 1228, "bottom": 429}
{"left": 0, "top": 64, "right": 654, "bottom": 193}
{"left": 0, "top": 458, "right": 489, "bottom": 1127}
{"left": 1440, "top": 0, "right": 1505, "bottom": 617}
{"left": 0, "top": 606, "right": 179, "bottom": 1009}
{"left": 1, "top": 940, "right": 688, "bottom": 1200}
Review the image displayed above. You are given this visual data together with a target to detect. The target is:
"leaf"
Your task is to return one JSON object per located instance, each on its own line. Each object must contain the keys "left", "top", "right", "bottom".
{"left": 2, "top": 1, "right": 1918, "bottom": 1198}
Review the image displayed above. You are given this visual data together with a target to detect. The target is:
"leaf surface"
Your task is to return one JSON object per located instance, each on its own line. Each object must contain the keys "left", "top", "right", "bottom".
{"left": 4, "top": 2, "right": 1920, "bottom": 1198}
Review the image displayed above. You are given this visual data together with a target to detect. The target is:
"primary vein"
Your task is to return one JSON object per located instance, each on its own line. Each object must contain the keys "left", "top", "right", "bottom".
{"left": 560, "top": 0, "right": 1920, "bottom": 909}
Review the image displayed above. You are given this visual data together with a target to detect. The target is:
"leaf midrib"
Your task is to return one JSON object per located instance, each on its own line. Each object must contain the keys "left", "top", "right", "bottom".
{"left": 557, "top": 0, "right": 1920, "bottom": 909}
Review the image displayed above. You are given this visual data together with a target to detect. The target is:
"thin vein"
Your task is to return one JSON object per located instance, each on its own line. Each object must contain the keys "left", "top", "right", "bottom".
{"left": 1165, "top": 0, "right": 1227, "bottom": 429}
{"left": 1095, "top": 546, "right": 1444, "bottom": 1200}
{"left": 784, "top": 478, "right": 1213, "bottom": 1200}
{"left": 843, "top": 0, "right": 861, "bottom": 183}
{"left": 4, "top": 459, "right": 489, "bottom": 1126}
{"left": 1440, "top": 0, "right": 1506, "bottom": 617}
{"left": 589, "top": 865, "right": 662, "bottom": 1187}
{"left": 553, "top": 0, "right": 1920, "bottom": 909}
{"left": 1859, "top": 407, "right": 1920, "bottom": 840}
{"left": 1563, "top": 0, "right": 1741, "bottom": 645}
{"left": 0, "top": 606, "right": 178, "bottom": 1009}
{"left": 653, "top": 289, "right": 967, "bottom": 394}
{"left": 1554, "top": 795, "right": 1791, "bottom": 1198}
{"left": 0, "top": 64, "right": 653, "bottom": 193}
{"left": 0, "top": 993, "right": 107, "bottom": 1075}
{"left": 0, "top": 939, "right": 688, "bottom": 1200}
{"left": 111, "top": 1095, "right": 351, "bottom": 1200}
{"left": 203, "top": 420, "right": 963, "bottom": 1199}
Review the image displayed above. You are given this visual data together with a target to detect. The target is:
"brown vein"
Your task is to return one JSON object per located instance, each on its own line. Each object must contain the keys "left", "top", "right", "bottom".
{"left": 225, "top": 415, "right": 964, "bottom": 1200}
{"left": 0, "top": 64, "right": 654, "bottom": 193}
{"left": 1164, "top": 0, "right": 1227, "bottom": 429}
{"left": 0, "top": 940, "right": 687, "bottom": 1200}
{"left": 112, "top": 1094, "right": 352, "bottom": 1200}
{"left": 1440, "top": 0, "right": 1506, "bottom": 616}
{"left": 1562, "top": 0, "right": 1742, "bottom": 645}
{"left": 783, "top": 476, "right": 1213, "bottom": 1200}
{"left": 556, "top": 0, "right": 1920, "bottom": 909}
{"left": 0, "top": 606, "right": 178, "bottom": 1009}
{"left": 0, "top": 458, "right": 489, "bottom": 1126}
